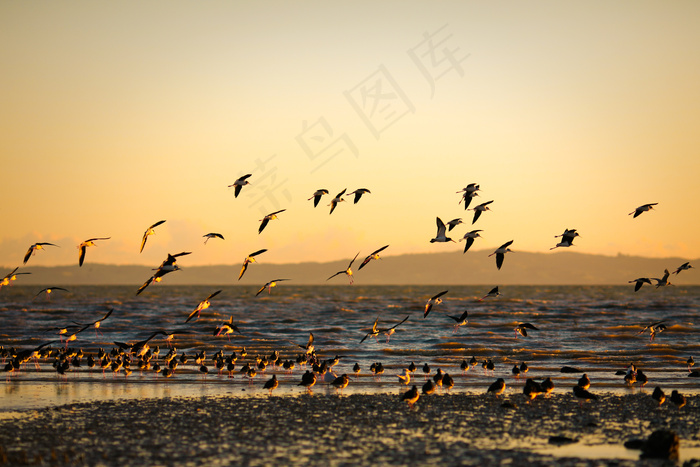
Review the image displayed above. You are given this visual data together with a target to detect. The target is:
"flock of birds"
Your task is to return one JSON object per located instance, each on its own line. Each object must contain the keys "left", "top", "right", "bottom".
{"left": 1, "top": 176, "right": 697, "bottom": 410}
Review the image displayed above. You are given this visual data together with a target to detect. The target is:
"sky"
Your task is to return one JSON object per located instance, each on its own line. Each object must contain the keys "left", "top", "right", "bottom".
{"left": 1, "top": 1, "right": 699, "bottom": 269}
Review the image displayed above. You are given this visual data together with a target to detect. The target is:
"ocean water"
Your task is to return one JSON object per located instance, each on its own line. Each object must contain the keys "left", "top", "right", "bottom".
{"left": 1, "top": 284, "right": 699, "bottom": 409}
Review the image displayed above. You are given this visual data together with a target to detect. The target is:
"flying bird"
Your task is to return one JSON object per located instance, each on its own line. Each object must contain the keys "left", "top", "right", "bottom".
{"left": 639, "top": 320, "right": 667, "bottom": 342}
{"left": 136, "top": 252, "right": 191, "bottom": 295}
{"left": 258, "top": 209, "right": 286, "bottom": 234}
{"left": 489, "top": 240, "right": 514, "bottom": 270}
{"left": 459, "top": 230, "right": 482, "bottom": 253}
{"left": 424, "top": 290, "right": 448, "bottom": 318}
{"left": 329, "top": 189, "right": 347, "bottom": 214}
{"left": 447, "top": 310, "right": 469, "bottom": 328}
{"left": 551, "top": 229, "right": 579, "bottom": 250}
{"left": 629, "top": 203, "right": 657, "bottom": 218}
{"left": 360, "top": 316, "right": 409, "bottom": 343}
{"left": 256, "top": 279, "right": 290, "bottom": 297}
{"left": 1, "top": 268, "right": 31, "bottom": 288}
{"left": 78, "top": 237, "right": 110, "bottom": 267}
{"left": 327, "top": 252, "right": 360, "bottom": 284}
{"left": 79, "top": 309, "right": 114, "bottom": 337}
{"left": 140, "top": 220, "right": 166, "bottom": 253}
{"left": 478, "top": 286, "right": 500, "bottom": 302}
{"left": 652, "top": 269, "right": 673, "bottom": 288}
{"left": 628, "top": 277, "right": 652, "bottom": 292}
{"left": 185, "top": 290, "right": 222, "bottom": 323}
{"left": 347, "top": 188, "right": 371, "bottom": 204}
{"left": 228, "top": 174, "right": 252, "bottom": 198}
{"left": 430, "top": 217, "right": 455, "bottom": 243}
{"left": 203, "top": 233, "right": 224, "bottom": 244}
{"left": 446, "top": 218, "right": 463, "bottom": 231}
{"left": 238, "top": 249, "right": 268, "bottom": 280}
{"left": 293, "top": 333, "right": 314, "bottom": 355}
{"left": 672, "top": 262, "right": 693, "bottom": 275}
{"left": 308, "top": 189, "right": 329, "bottom": 207}
{"left": 214, "top": 317, "right": 241, "bottom": 340}
{"left": 358, "top": 245, "right": 389, "bottom": 270}
{"left": 457, "top": 183, "right": 480, "bottom": 210}
{"left": 469, "top": 200, "right": 493, "bottom": 224}
{"left": 23, "top": 242, "right": 59, "bottom": 265}
{"left": 514, "top": 323, "right": 539, "bottom": 338}
{"left": 34, "top": 287, "right": 69, "bottom": 298}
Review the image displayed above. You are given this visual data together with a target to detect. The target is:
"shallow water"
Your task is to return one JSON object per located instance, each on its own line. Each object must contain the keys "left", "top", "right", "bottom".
{"left": 1, "top": 285, "right": 699, "bottom": 410}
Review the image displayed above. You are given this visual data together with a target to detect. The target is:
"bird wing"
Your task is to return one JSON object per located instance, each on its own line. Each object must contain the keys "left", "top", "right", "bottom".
{"left": 327, "top": 271, "right": 344, "bottom": 281}
{"left": 432, "top": 290, "right": 449, "bottom": 300}
{"left": 383, "top": 315, "right": 410, "bottom": 331}
{"left": 348, "top": 252, "right": 360, "bottom": 268}
{"left": 463, "top": 237, "right": 474, "bottom": 253}
{"left": 136, "top": 276, "right": 154, "bottom": 295}
{"left": 206, "top": 290, "right": 222, "bottom": 301}
{"left": 358, "top": 255, "right": 373, "bottom": 270}
{"left": 238, "top": 173, "right": 252, "bottom": 182}
{"left": 150, "top": 220, "right": 166, "bottom": 229}
{"left": 23, "top": 247, "right": 33, "bottom": 264}
{"left": 234, "top": 185, "right": 243, "bottom": 197}
{"left": 258, "top": 218, "right": 270, "bottom": 234}
{"left": 94, "top": 309, "right": 114, "bottom": 324}
{"left": 458, "top": 310, "right": 469, "bottom": 321}
{"left": 255, "top": 284, "right": 268, "bottom": 297}
{"left": 462, "top": 194, "right": 473, "bottom": 210}
{"left": 496, "top": 253, "right": 504, "bottom": 270}
{"left": 521, "top": 323, "right": 539, "bottom": 330}
{"left": 250, "top": 249, "right": 268, "bottom": 257}
{"left": 500, "top": 240, "right": 514, "bottom": 249}
{"left": 435, "top": 217, "right": 447, "bottom": 235}
{"left": 307, "top": 333, "right": 314, "bottom": 347}
{"left": 140, "top": 232, "right": 149, "bottom": 253}
{"left": 472, "top": 210, "right": 482, "bottom": 224}
{"left": 238, "top": 262, "right": 249, "bottom": 280}
{"left": 373, "top": 245, "right": 389, "bottom": 255}
{"left": 335, "top": 188, "right": 347, "bottom": 198}
{"left": 313, "top": 195, "right": 322, "bottom": 207}
{"left": 78, "top": 245, "right": 87, "bottom": 267}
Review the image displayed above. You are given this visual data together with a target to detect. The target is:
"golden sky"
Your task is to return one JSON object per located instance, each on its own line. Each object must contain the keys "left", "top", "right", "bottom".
{"left": 1, "top": 1, "right": 699, "bottom": 268}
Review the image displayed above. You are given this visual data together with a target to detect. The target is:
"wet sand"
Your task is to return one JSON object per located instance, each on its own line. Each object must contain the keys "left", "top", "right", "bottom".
{"left": 1, "top": 391, "right": 698, "bottom": 466}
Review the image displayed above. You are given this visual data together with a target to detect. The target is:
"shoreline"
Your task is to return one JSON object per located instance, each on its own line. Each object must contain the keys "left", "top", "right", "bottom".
{"left": 1, "top": 392, "right": 698, "bottom": 466}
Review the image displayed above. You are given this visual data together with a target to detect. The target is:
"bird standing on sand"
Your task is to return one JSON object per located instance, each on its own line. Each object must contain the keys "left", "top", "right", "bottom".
{"left": 573, "top": 385, "right": 598, "bottom": 403}
{"left": 347, "top": 188, "right": 371, "bottom": 204}
{"left": 203, "top": 233, "right": 224, "bottom": 244}
{"left": 460, "top": 230, "right": 482, "bottom": 253}
{"left": 308, "top": 189, "right": 329, "bottom": 207}
{"left": 397, "top": 368, "right": 411, "bottom": 385}
{"left": 185, "top": 290, "right": 222, "bottom": 323}
{"left": 489, "top": 240, "right": 514, "bottom": 270}
{"left": 469, "top": 200, "right": 493, "bottom": 224}
{"left": 23, "top": 242, "right": 59, "bottom": 265}
{"left": 238, "top": 249, "right": 268, "bottom": 281}
{"left": 651, "top": 386, "right": 665, "bottom": 406}
{"left": 229, "top": 174, "right": 252, "bottom": 198}
{"left": 424, "top": 290, "right": 448, "bottom": 318}
{"left": 140, "top": 220, "right": 165, "bottom": 253}
{"left": 487, "top": 378, "right": 506, "bottom": 397}
{"left": 629, "top": 203, "right": 657, "bottom": 218}
{"left": 256, "top": 279, "right": 290, "bottom": 297}
{"left": 329, "top": 189, "right": 347, "bottom": 214}
{"left": 327, "top": 252, "right": 360, "bottom": 284}
{"left": 670, "top": 390, "right": 686, "bottom": 410}
{"left": 331, "top": 374, "right": 349, "bottom": 393}
{"left": 258, "top": 209, "right": 286, "bottom": 234}
{"left": 78, "top": 237, "right": 110, "bottom": 267}
{"left": 264, "top": 375, "right": 278, "bottom": 395}
{"left": 299, "top": 370, "right": 316, "bottom": 391}
{"left": 402, "top": 385, "right": 420, "bottom": 408}
{"left": 358, "top": 245, "right": 389, "bottom": 270}
{"left": 430, "top": 217, "right": 455, "bottom": 243}
{"left": 541, "top": 377, "right": 555, "bottom": 397}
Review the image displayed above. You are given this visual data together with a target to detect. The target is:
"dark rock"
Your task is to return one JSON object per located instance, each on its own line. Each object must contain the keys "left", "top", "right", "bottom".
{"left": 560, "top": 366, "right": 581, "bottom": 373}
{"left": 548, "top": 436, "right": 578, "bottom": 446}
{"left": 688, "top": 371, "right": 700, "bottom": 378}
{"left": 641, "top": 430, "right": 679, "bottom": 460}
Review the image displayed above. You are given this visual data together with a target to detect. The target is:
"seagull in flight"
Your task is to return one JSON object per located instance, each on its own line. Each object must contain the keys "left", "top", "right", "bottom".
{"left": 308, "top": 189, "right": 329, "bottom": 207}
{"left": 77, "top": 308, "right": 113, "bottom": 337}
{"left": 469, "top": 200, "right": 493, "bottom": 224}
{"left": 258, "top": 209, "right": 286, "bottom": 234}
{"left": 424, "top": 290, "right": 448, "bottom": 318}
{"left": 137, "top": 252, "right": 191, "bottom": 295}
{"left": 185, "top": 290, "right": 222, "bottom": 323}
{"left": 1, "top": 267, "right": 31, "bottom": 288}
{"left": 329, "top": 189, "right": 347, "bottom": 214}
{"left": 229, "top": 174, "right": 252, "bottom": 198}
{"left": 78, "top": 237, "right": 110, "bottom": 267}
{"left": 446, "top": 218, "right": 464, "bottom": 231}
{"left": 238, "top": 249, "right": 268, "bottom": 280}
{"left": 551, "top": 229, "right": 580, "bottom": 250}
{"left": 140, "top": 220, "right": 166, "bottom": 253}
{"left": 430, "top": 217, "right": 455, "bottom": 243}
{"left": 347, "top": 188, "right": 371, "bottom": 204}
{"left": 514, "top": 323, "right": 539, "bottom": 338}
{"left": 256, "top": 279, "right": 290, "bottom": 297}
{"left": 358, "top": 245, "right": 389, "bottom": 270}
{"left": 214, "top": 317, "right": 241, "bottom": 341}
{"left": 459, "top": 230, "right": 482, "bottom": 253}
{"left": 360, "top": 316, "right": 409, "bottom": 343}
{"left": 35, "top": 287, "right": 69, "bottom": 299}
{"left": 478, "top": 286, "right": 500, "bottom": 302}
{"left": 457, "top": 183, "right": 480, "bottom": 210}
{"left": 628, "top": 277, "right": 652, "bottom": 292}
{"left": 327, "top": 252, "right": 360, "bottom": 284}
{"left": 203, "top": 233, "right": 224, "bottom": 244}
{"left": 629, "top": 203, "right": 657, "bottom": 218}
{"left": 489, "top": 240, "right": 514, "bottom": 270}
{"left": 447, "top": 310, "right": 469, "bottom": 329}
{"left": 293, "top": 332, "right": 315, "bottom": 355}
{"left": 672, "top": 262, "right": 693, "bottom": 275}
{"left": 639, "top": 320, "right": 666, "bottom": 342}
{"left": 652, "top": 269, "right": 673, "bottom": 288}
{"left": 23, "top": 242, "right": 59, "bottom": 265}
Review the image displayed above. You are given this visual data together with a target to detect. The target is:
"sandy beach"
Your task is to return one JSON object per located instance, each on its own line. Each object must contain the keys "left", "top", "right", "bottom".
{"left": 1, "top": 391, "right": 698, "bottom": 466}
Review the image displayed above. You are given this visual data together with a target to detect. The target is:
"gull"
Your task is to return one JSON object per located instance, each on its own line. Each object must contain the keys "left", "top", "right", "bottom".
{"left": 469, "top": 200, "right": 493, "bottom": 224}
{"left": 293, "top": 333, "right": 315, "bottom": 355}
{"left": 63, "top": 324, "right": 90, "bottom": 349}
{"left": 214, "top": 317, "right": 241, "bottom": 341}
{"left": 78, "top": 309, "right": 114, "bottom": 337}
{"left": 140, "top": 220, "right": 166, "bottom": 253}
{"left": 115, "top": 331, "right": 168, "bottom": 358}
{"left": 347, "top": 188, "right": 371, "bottom": 204}
{"left": 551, "top": 229, "right": 579, "bottom": 250}
{"left": 397, "top": 368, "right": 411, "bottom": 385}
{"left": 430, "top": 217, "right": 455, "bottom": 243}
{"left": 672, "top": 262, "right": 693, "bottom": 275}
{"left": 478, "top": 286, "right": 500, "bottom": 302}
{"left": 137, "top": 251, "right": 191, "bottom": 295}
{"left": 487, "top": 378, "right": 506, "bottom": 397}
{"left": 359, "top": 316, "right": 409, "bottom": 343}
{"left": 327, "top": 252, "right": 360, "bottom": 284}
{"left": 652, "top": 269, "right": 673, "bottom": 288}
{"left": 359, "top": 245, "right": 389, "bottom": 270}
{"left": 23, "top": 242, "right": 59, "bottom": 265}
{"left": 489, "top": 240, "right": 514, "bottom": 270}
{"left": 258, "top": 209, "right": 286, "bottom": 234}
{"left": 514, "top": 323, "right": 539, "bottom": 338}
{"left": 457, "top": 183, "right": 480, "bottom": 210}
{"left": 308, "top": 189, "right": 329, "bottom": 207}
{"left": 228, "top": 173, "right": 252, "bottom": 198}
{"left": 78, "top": 237, "right": 110, "bottom": 267}
{"left": 299, "top": 370, "right": 317, "bottom": 391}
{"left": 185, "top": 290, "right": 222, "bottom": 323}
{"left": 446, "top": 218, "right": 463, "bottom": 231}
{"left": 238, "top": 249, "right": 268, "bottom": 280}
{"left": 34, "top": 287, "right": 69, "bottom": 299}
{"left": 256, "top": 279, "right": 290, "bottom": 297}
{"left": 447, "top": 310, "right": 469, "bottom": 329}
{"left": 331, "top": 374, "right": 349, "bottom": 393}
{"left": 424, "top": 290, "right": 448, "bottom": 318}
{"left": 401, "top": 385, "right": 420, "bottom": 408}
{"left": 459, "top": 230, "right": 482, "bottom": 253}
{"left": 639, "top": 320, "right": 667, "bottom": 342}
{"left": 1, "top": 268, "right": 31, "bottom": 289}
{"left": 629, "top": 203, "right": 657, "bottom": 218}
{"left": 263, "top": 374, "right": 278, "bottom": 395}
{"left": 329, "top": 189, "right": 347, "bottom": 214}
{"left": 203, "top": 233, "right": 224, "bottom": 244}
{"left": 629, "top": 277, "right": 652, "bottom": 292}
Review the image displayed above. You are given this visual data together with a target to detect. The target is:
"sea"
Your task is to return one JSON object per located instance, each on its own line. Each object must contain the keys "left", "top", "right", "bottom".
{"left": 1, "top": 284, "right": 699, "bottom": 410}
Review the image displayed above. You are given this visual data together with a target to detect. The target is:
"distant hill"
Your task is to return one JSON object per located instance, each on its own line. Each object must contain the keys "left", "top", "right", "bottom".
{"left": 3, "top": 251, "right": 697, "bottom": 286}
